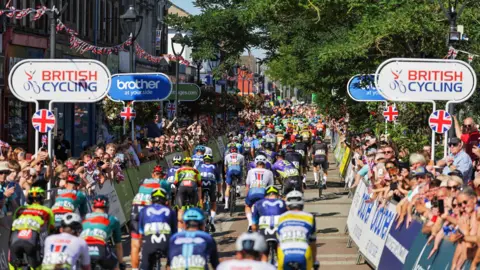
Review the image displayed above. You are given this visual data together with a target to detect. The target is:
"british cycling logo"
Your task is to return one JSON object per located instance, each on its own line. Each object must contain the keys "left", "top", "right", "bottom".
{"left": 389, "top": 69, "right": 407, "bottom": 93}
{"left": 22, "top": 69, "right": 98, "bottom": 94}
{"left": 387, "top": 68, "right": 464, "bottom": 94}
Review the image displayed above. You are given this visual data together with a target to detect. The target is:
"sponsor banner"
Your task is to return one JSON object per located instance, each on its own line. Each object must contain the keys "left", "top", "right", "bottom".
{"left": 375, "top": 58, "right": 477, "bottom": 102}
{"left": 96, "top": 180, "right": 127, "bottom": 226}
{"left": 109, "top": 73, "right": 172, "bottom": 101}
{"left": 8, "top": 59, "right": 111, "bottom": 102}
{"left": 339, "top": 147, "right": 351, "bottom": 177}
{"left": 216, "top": 136, "right": 226, "bottom": 158}
{"left": 378, "top": 219, "right": 422, "bottom": 270}
{"left": 347, "top": 181, "right": 396, "bottom": 268}
{"left": 347, "top": 74, "right": 386, "bottom": 101}
{"left": 167, "top": 83, "right": 201, "bottom": 102}
{"left": 344, "top": 162, "right": 355, "bottom": 188}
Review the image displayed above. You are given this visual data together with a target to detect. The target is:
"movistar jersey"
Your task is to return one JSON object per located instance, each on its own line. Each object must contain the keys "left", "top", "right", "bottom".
{"left": 138, "top": 204, "right": 177, "bottom": 236}
{"left": 132, "top": 178, "right": 162, "bottom": 206}
{"left": 168, "top": 231, "right": 219, "bottom": 270}
{"left": 12, "top": 203, "right": 55, "bottom": 233}
{"left": 192, "top": 154, "right": 204, "bottom": 170}
{"left": 272, "top": 160, "right": 300, "bottom": 178}
{"left": 52, "top": 189, "right": 88, "bottom": 217}
{"left": 167, "top": 166, "right": 181, "bottom": 184}
{"left": 81, "top": 212, "right": 121, "bottom": 245}
{"left": 198, "top": 163, "right": 221, "bottom": 184}
{"left": 252, "top": 199, "right": 287, "bottom": 229}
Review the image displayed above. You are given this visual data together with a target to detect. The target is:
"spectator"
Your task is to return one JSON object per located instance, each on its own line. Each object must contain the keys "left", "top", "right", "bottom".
{"left": 443, "top": 138, "right": 473, "bottom": 184}
{"left": 409, "top": 153, "right": 426, "bottom": 170}
{"left": 454, "top": 116, "right": 480, "bottom": 161}
{"left": 54, "top": 129, "right": 71, "bottom": 162}
{"left": 146, "top": 114, "right": 163, "bottom": 138}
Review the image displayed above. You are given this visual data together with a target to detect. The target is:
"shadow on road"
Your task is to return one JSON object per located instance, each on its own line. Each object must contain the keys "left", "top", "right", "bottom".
{"left": 317, "top": 227, "right": 340, "bottom": 234}
{"left": 213, "top": 230, "right": 235, "bottom": 237}
{"left": 312, "top": 212, "right": 341, "bottom": 217}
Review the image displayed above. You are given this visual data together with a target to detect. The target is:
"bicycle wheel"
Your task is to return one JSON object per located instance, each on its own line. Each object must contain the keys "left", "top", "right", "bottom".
{"left": 268, "top": 241, "right": 277, "bottom": 265}
{"left": 229, "top": 179, "right": 237, "bottom": 216}
{"left": 318, "top": 169, "right": 324, "bottom": 198}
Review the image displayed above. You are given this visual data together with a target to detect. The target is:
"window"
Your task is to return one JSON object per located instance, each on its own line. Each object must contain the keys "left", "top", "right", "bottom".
{"left": 113, "top": 6, "right": 118, "bottom": 41}
{"left": 72, "top": 0, "right": 77, "bottom": 23}
{"left": 100, "top": 0, "right": 105, "bottom": 41}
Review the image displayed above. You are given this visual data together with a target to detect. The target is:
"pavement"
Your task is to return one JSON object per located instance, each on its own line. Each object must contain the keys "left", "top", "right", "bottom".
{"left": 124, "top": 152, "right": 373, "bottom": 269}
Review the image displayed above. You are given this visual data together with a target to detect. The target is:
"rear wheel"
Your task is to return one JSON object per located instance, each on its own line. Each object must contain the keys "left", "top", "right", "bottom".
{"left": 268, "top": 241, "right": 277, "bottom": 266}
{"left": 318, "top": 168, "right": 324, "bottom": 198}
{"left": 229, "top": 178, "right": 237, "bottom": 216}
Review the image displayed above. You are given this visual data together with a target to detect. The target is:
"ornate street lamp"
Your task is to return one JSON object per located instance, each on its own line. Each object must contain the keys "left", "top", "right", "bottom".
{"left": 171, "top": 31, "right": 186, "bottom": 119}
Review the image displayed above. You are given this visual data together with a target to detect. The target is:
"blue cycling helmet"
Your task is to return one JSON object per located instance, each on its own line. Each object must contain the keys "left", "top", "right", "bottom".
{"left": 183, "top": 207, "right": 205, "bottom": 224}
{"left": 195, "top": 145, "right": 206, "bottom": 153}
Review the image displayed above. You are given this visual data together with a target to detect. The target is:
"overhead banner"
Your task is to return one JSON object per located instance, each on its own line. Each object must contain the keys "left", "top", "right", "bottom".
{"left": 375, "top": 58, "right": 477, "bottom": 102}
{"left": 109, "top": 73, "right": 172, "bottom": 101}
{"left": 8, "top": 59, "right": 111, "bottom": 102}
{"left": 347, "top": 74, "right": 385, "bottom": 101}
{"left": 347, "top": 180, "right": 396, "bottom": 268}
{"left": 167, "top": 83, "right": 201, "bottom": 101}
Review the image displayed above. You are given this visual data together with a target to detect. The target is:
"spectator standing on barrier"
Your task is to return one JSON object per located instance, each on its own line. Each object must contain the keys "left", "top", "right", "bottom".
{"left": 443, "top": 138, "right": 473, "bottom": 184}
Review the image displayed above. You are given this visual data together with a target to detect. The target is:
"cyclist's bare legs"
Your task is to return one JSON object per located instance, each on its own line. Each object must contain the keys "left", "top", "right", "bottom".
{"left": 177, "top": 209, "right": 185, "bottom": 231}
{"left": 224, "top": 184, "right": 231, "bottom": 209}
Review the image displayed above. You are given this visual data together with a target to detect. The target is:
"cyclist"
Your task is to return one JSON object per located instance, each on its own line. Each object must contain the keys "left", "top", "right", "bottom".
{"left": 81, "top": 195, "right": 124, "bottom": 270}
{"left": 277, "top": 191, "right": 318, "bottom": 270}
{"left": 217, "top": 232, "right": 275, "bottom": 270}
{"left": 52, "top": 174, "right": 88, "bottom": 227}
{"left": 312, "top": 136, "right": 329, "bottom": 189}
{"left": 263, "top": 142, "right": 277, "bottom": 164}
{"left": 294, "top": 134, "right": 309, "bottom": 184}
{"left": 130, "top": 165, "right": 166, "bottom": 270}
{"left": 9, "top": 187, "right": 54, "bottom": 270}
{"left": 226, "top": 136, "right": 244, "bottom": 155}
{"left": 243, "top": 131, "right": 254, "bottom": 161}
{"left": 167, "top": 155, "right": 183, "bottom": 204}
{"left": 198, "top": 154, "right": 221, "bottom": 232}
{"left": 264, "top": 129, "right": 277, "bottom": 145}
{"left": 251, "top": 132, "right": 264, "bottom": 158}
{"left": 280, "top": 133, "right": 293, "bottom": 150}
{"left": 245, "top": 155, "right": 274, "bottom": 231}
{"left": 168, "top": 208, "right": 219, "bottom": 270}
{"left": 138, "top": 188, "right": 177, "bottom": 270}
{"left": 252, "top": 186, "right": 286, "bottom": 242}
{"left": 199, "top": 137, "right": 213, "bottom": 156}
{"left": 42, "top": 213, "right": 91, "bottom": 270}
{"left": 224, "top": 146, "right": 245, "bottom": 210}
{"left": 272, "top": 151, "right": 302, "bottom": 194}
{"left": 284, "top": 144, "right": 303, "bottom": 177}
{"left": 174, "top": 157, "right": 202, "bottom": 230}
{"left": 192, "top": 146, "right": 206, "bottom": 169}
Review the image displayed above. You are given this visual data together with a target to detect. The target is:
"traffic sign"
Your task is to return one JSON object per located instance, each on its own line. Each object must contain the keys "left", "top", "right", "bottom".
{"left": 383, "top": 106, "right": 399, "bottom": 122}
{"left": 120, "top": 107, "right": 136, "bottom": 121}
{"left": 32, "top": 109, "right": 56, "bottom": 133}
{"left": 429, "top": 110, "right": 452, "bottom": 133}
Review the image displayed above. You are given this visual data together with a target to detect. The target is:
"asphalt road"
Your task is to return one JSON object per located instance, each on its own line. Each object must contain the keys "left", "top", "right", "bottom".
{"left": 124, "top": 153, "right": 373, "bottom": 269}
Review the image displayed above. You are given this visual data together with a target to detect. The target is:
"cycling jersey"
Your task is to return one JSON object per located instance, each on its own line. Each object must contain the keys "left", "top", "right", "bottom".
{"left": 252, "top": 138, "right": 264, "bottom": 150}
{"left": 284, "top": 151, "right": 303, "bottom": 170}
{"left": 167, "top": 165, "right": 181, "bottom": 184}
{"left": 277, "top": 211, "right": 317, "bottom": 270}
{"left": 312, "top": 143, "right": 328, "bottom": 157}
{"left": 12, "top": 203, "right": 55, "bottom": 233}
{"left": 198, "top": 163, "right": 221, "bottom": 184}
{"left": 81, "top": 212, "right": 122, "bottom": 246}
{"left": 174, "top": 167, "right": 202, "bottom": 187}
{"left": 243, "top": 137, "right": 254, "bottom": 151}
{"left": 263, "top": 149, "right": 277, "bottom": 164}
{"left": 264, "top": 134, "right": 276, "bottom": 144}
{"left": 245, "top": 168, "right": 274, "bottom": 206}
{"left": 192, "top": 154, "right": 204, "bottom": 169}
{"left": 248, "top": 161, "right": 272, "bottom": 171}
{"left": 272, "top": 160, "right": 299, "bottom": 178}
{"left": 217, "top": 260, "right": 276, "bottom": 270}
{"left": 294, "top": 142, "right": 308, "bottom": 158}
{"left": 174, "top": 167, "right": 202, "bottom": 209}
{"left": 132, "top": 178, "right": 162, "bottom": 206}
{"left": 226, "top": 142, "right": 243, "bottom": 154}
{"left": 252, "top": 198, "right": 287, "bottom": 237}
{"left": 168, "top": 231, "right": 220, "bottom": 270}
{"left": 42, "top": 232, "right": 90, "bottom": 270}
{"left": 52, "top": 189, "right": 88, "bottom": 222}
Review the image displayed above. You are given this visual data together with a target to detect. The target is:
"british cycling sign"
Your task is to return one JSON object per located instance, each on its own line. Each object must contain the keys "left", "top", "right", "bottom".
{"left": 8, "top": 59, "right": 111, "bottom": 102}
{"left": 375, "top": 58, "right": 476, "bottom": 102}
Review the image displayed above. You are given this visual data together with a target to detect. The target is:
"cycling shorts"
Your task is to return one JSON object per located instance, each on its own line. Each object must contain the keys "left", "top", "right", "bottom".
{"left": 226, "top": 170, "right": 242, "bottom": 185}
{"left": 175, "top": 186, "right": 198, "bottom": 209}
{"left": 313, "top": 155, "right": 328, "bottom": 171}
{"left": 278, "top": 247, "right": 313, "bottom": 270}
{"left": 202, "top": 185, "right": 216, "bottom": 203}
{"left": 130, "top": 204, "right": 145, "bottom": 239}
{"left": 89, "top": 244, "right": 118, "bottom": 270}
{"left": 283, "top": 176, "right": 303, "bottom": 195}
{"left": 245, "top": 193, "right": 265, "bottom": 207}
{"left": 140, "top": 234, "right": 170, "bottom": 270}
{"left": 9, "top": 230, "right": 42, "bottom": 269}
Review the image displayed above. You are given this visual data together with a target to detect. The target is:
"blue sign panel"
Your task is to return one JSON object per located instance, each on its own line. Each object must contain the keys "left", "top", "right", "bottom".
{"left": 347, "top": 74, "right": 385, "bottom": 101}
{"left": 108, "top": 73, "right": 172, "bottom": 101}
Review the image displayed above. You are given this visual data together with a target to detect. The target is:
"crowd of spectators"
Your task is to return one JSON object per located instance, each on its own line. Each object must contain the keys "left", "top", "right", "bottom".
{"left": 346, "top": 116, "right": 480, "bottom": 269}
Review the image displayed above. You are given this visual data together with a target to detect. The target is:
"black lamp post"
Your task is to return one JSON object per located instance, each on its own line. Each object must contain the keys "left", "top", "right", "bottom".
{"left": 120, "top": 5, "right": 143, "bottom": 73}
{"left": 172, "top": 31, "right": 186, "bottom": 119}
{"left": 192, "top": 58, "right": 203, "bottom": 85}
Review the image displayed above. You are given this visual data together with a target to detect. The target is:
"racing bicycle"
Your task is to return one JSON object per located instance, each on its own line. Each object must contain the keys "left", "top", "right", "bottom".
{"left": 202, "top": 183, "right": 215, "bottom": 233}
{"left": 229, "top": 174, "right": 241, "bottom": 216}
{"left": 152, "top": 250, "right": 168, "bottom": 270}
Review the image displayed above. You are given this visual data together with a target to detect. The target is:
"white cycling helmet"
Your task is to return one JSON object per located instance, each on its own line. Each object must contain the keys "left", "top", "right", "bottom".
{"left": 254, "top": 155, "right": 267, "bottom": 165}
{"left": 235, "top": 232, "right": 267, "bottom": 253}
{"left": 173, "top": 155, "right": 182, "bottom": 165}
{"left": 61, "top": 213, "right": 83, "bottom": 232}
{"left": 286, "top": 190, "right": 304, "bottom": 207}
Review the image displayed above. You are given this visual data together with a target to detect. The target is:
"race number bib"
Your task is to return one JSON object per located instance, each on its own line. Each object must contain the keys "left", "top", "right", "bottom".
{"left": 292, "top": 161, "right": 300, "bottom": 169}
{"left": 295, "top": 149, "right": 305, "bottom": 157}
{"left": 200, "top": 172, "right": 216, "bottom": 181}
{"left": 315, "top": 149, "right": 326, "bottom": 156}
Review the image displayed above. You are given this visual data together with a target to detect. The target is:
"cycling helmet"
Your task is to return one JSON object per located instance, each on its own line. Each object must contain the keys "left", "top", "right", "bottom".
{"left": 183, "top": 207, "right": 205, "bottom": 224}
{"left": 66, "top": 174, "right": 81, "bottom": 185}
{"left": 315, "top": 136, "right": 323, "bottom": 141}
{"left": 93, "top": 195, "right": 109, "bottom": 209}
{"left": 286, "top": 144, "right": 294, "bottom": 150}
{"left": 151, "top": 188, "right": 168, "bottom": 204}
{"left": 173, "top": 155, "right": 182, "bottom": 165}
{"left": 295, "top": 134, "right": 302, "bottom": 141}
{"left": 230, "top": 146, "right": 238, "bottom": 153}
{"left": 265, "top": 185, "right": 280, "bottom": 195}
{"left": 195, "top": 145, "right": 206, "bottom": 153}
{"left": 61, "top": 213, "right": 83, "bottom": 233}
{"left": 264, "top": 142, "right": 274, "bottom": 150}
{"left": 235, "top": 232, "right": 267, "bottom": 253}
{"left": 204, "top": 154, "right": 213, "bottom": 162}
{"left": 153, "top": 165, "right": 164, "bottom": 174}
{"left": 255, "top": 155, "right": 267, "bottom": 165}
{"left": 286, "top": 190, "right": 304, "bottom": 208}
{"left": 183, "top": 157, "right": 193, "bottom": 166}
{"left": 28, "top": 186, "right": 45, "bottom": 202}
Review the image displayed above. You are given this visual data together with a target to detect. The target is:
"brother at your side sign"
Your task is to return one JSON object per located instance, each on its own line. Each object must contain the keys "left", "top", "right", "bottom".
{"left": 347, "top": 74, "right": 386, "bottom": 102}
{"left": 375, "top": 58, "right": 477, "bottom": 102}
{"left": 109, "top": 73, "right": 172, "bottom": 101}
{"left": 8, "top": 59, "right": 111, "bottom": 102}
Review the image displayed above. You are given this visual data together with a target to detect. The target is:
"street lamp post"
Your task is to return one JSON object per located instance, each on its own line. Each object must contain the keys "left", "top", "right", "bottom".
{"left": 172, "top": 32, "right": 186, "bottom": 120}
{"left": 121, "top": 5, "right": 143, "bottom": 73}
{"left": 192, "top": 59, "right": 202, "bottom": 85}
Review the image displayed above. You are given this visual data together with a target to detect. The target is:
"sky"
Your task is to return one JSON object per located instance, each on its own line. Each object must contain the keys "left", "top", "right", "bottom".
{"left": 170, "top": 0, "right": 266, "bottom": 58}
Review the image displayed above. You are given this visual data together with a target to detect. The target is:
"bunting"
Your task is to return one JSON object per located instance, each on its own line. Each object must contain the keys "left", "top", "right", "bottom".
{"left": 0, "top": 1, "right": 52, "bottom": 20}
{"left": 448, "top": 46, "right": 478, "bottom": 64}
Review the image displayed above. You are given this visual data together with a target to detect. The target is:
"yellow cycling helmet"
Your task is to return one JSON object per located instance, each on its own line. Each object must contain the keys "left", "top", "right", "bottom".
{"left": 28, "top": 186, "right": 46, "bottom": 201}
{"left": 266, "top": 185, "right": 280, "bottom": 195}
{"left": 183, "top": 157, "right": 193, "bottom": 165}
